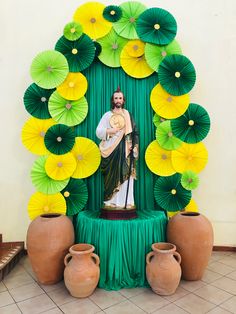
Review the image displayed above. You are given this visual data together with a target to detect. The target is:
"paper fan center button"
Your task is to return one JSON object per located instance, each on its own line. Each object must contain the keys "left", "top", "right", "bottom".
{"left": 90, "top": 18, "right": 96, "bottom": 23}
{"left": 70, "top": 27, "right": 76, "bottom": 33}
{"left": 47, "top": 66, "right": 53, "bottom": 72}
{"left": 154, "top": 24, "right": 160, "bottom": 30}
{"left": 77, "top": 154, "right": 83, "bottom": 160}
{"left": 112, "top": 43, "right": 118, "bottom": 50}
{"left": 39, "top": 131, "right": 45, "bottom": 137}
{"left": 57, "top": 162, "right": 63, "bottom": 167}
{"left": 188, "top": 120, "right": 195, "bottom": 126}
{"left": 168, "top": 132, "right": 173, "bottom": 137}
{"left": 171, "top": 189, "right": 177, "bottom": 195}
{"left": 65, "top": 103, "right": 72, "bottom": 110}
{"left": 167, "top": 96, "right": 173, "bottom": 103}
{"left": 68, "top": 82, "right": 75, "bottom": 88}
{"left": 161, "top": 154, "right": 167, "bottom": 160}
{"left": 161, "top": 51, "right": 167, "bottom": 57}
{"left": 43, "top": 206, "right": 50, "bottom": 212}
{"left": 72, "top": 48, "right": 78, "bottom": 55}
{"left": 110, "top": 10, "right": 116, "bottom": 15}
{"left": 175, "top": 71, "right": 181, "bottom": 78}
{"left": 129, "top": 17, "right": 135, "bottom": 23}
{"left": 41, "top": 97, "right": 47, "bottom": 102}
{"left": 57, "top": 136, "right": 62, "bottom": 142}
{"left": 133, "top": 45, "right": 139, "bottom": 51}
{"left": 64, "top": 191, "right": 70, "bottom": 197}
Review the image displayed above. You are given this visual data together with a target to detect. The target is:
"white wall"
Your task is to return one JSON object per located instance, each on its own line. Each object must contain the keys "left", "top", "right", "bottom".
{"left": 0, "top": 0, "right": 235, "bottom": 246}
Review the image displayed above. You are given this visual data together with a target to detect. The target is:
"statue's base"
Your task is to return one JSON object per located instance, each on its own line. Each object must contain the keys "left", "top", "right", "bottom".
{"left": 100, "top": 207, "right": 137, "bottom": 220}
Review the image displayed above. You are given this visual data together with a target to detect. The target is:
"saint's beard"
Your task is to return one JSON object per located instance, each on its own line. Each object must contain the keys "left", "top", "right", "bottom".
{"left": 115, "top": 102, "right": 123, "bottom": 108}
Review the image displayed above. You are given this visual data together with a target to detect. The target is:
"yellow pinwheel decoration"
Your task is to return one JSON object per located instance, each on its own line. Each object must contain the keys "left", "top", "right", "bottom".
{"left": 45, "top": 152, "right": 77, "bottom": 180}
{"left": 57, "top": 72, "right": 88, "bottom": 100}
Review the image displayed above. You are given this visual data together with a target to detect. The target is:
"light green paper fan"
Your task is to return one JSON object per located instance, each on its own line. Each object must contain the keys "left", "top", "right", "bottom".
{"left": 63, "top": 21, "right": 83, "bottom": 41}
{"left": 31, "top": 156, "right": 69, "bottom": 194}
{"left": 153, "top": 114, "right": 166, "bottom": 127}
{"left": 156, "top": 120, "right": 182, "bottom": 151}
{"left": 181, "top": 170, "right": 199, "bottom": 190}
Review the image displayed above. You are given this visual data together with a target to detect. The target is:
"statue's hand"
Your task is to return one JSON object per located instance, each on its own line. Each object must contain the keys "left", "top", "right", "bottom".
{"left": 133, "top": 146, "right": 138, "bottom": 158}
{"left": 108, "top": 127, "right": 120, "bottom": 135}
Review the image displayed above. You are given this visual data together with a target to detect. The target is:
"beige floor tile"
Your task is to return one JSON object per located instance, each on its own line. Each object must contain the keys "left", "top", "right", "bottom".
{"left": 119, "top": 287, "right": 148, "bottom": 298}
{"left": 47, "top": 286, "right": 77, "bottom": 306}
{"left": 207, "top": 262, "right": 235, "bottom": 275}
{"left": 220, "top": 296, "right": 236, "bottom": 313}
{"left": 207, "top": 307, "right": 232, "bottom": 313}
{"left": 6, "top": 265, "right": 26, "bottom": 276}
{"left": 104, "top": 300, "right": 145, "bottom": 314}
{"left": 211, "top": 252, "right": 232, "bottom": 258}
{"left": 42, "top": 308, "right": 63, "bottom": 314}
{"left": 40, "top": 280, "right": 65, "bottom": 293}
{"left": 60, "top": 298, "right": 101, "bottom": 314}
{"left": 201, "top": 269, "right": 223, "bottom": 283}
{"left": 152, "top": 303, "right": 189, "bottom": 314}
{"left": 89, "top": 289, "right": 126, "bottom": 310}
{"left": 218, "top": 257, "right": 236, "bottom": 269}
{"left": 194, "top": 284, "right": 233, "bottom": 305}
{"left": 163, "top": 286, "right": 189, "bottom": 302}
{"left": 9, "top": 282, "right": 44, "bottom": 302}
{"left": 0, "top": 291, "right": 15, "bottom": 307}
{"left": 0, "top": 282, "right": 6, "bottom": 293}
{"left": 174, "top": 293, "right": 215, "bottom": 314}
{"left": 0, "top": 303, "right": 21, "bottom": 313}
{"left": 129, "top": 289, "right": 170, "bottom": 313}
{"left": 211, "top": 277, "right": 236, "bottom": 294}
{"left": 179, "top": 279, "right": 206, "bottom": 292}
{"left": 17, "top": 294, "right": 56, "bottom": 314}
{"left": 3, "top": 272, "right": 35, "bottom": 290}
{"left": 226, "top": 270, "right": 236, "bottom": 280}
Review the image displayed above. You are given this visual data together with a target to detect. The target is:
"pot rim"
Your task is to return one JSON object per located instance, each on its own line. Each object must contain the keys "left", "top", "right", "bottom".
{"left": 180, "top": 211, "right": 200, "bottom": 217}
{"left": 151, "top": 242, "right": 176, "bottom": 253}
{"left": 40, "top": 213, "right": 63, "bottom": 219}
{"left": 69, "top": 243, "right": 95, "bottom": 255}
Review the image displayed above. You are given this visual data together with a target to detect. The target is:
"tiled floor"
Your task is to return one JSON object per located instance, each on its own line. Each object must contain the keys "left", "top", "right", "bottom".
{"left": 0, "top": 251, "right": 236, "bottom": 313}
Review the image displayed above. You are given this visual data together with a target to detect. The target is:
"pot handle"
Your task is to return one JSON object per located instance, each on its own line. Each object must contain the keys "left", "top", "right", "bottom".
{"left": 146, "top": 252, "right": 155, "bottom": 264}
{"left": 173, "top": 251, "right": 181, "bottom": 264}
{"left": 91, "top": 253, "right": 100, "bottom": 266}
{"left": 64, "top": 253, "right": 72, "bottom": 266}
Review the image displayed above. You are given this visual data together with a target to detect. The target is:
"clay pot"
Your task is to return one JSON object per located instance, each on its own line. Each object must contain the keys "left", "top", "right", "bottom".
{"left": 27, "top": 214, "right": 74, "bottom": 284}
{"left": 64, "top": 243, "right": 100, "bottom": 298}
{"left": 146, "top": 242, "right": 181, "bottom": 296}
{"left": 167, "top": 212, "right": 214, "bottom": 280}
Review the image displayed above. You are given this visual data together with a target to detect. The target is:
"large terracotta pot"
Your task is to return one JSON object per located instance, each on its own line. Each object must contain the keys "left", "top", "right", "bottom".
{"left": 167, "top": 212, "right": 214, "bottom": 280}
{"left": 64, "top": 243, "right": 100, "bottom": 298}
{"left": 146, "top": 242, "right": 181, "bottom": 295}
{"left": 26, "top": 214, "right": 74, "bottom": 284}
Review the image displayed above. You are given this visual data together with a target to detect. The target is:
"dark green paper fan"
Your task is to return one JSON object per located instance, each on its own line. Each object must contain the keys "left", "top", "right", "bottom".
{"left": 137, "top": 7, "right": 177, "bottom": 45}
{"left": 103, "top": 5, "right": 122, "bottom": 22}
{"left": 181, "top": 170, "right": 199, "bottom": 190}
{"left": 55, "top": 34, "right": 95, "bottom": 72}
{"left": 61, "top": 178, "right": 88, "bottom": 215}
{"left": 44, "top": 124, "right": 75, "bottom": 155}
{"left": 158, "top": 54, "right": 196, "bottom": 96}
{"left": 94, "top": 41, "right": 102, "bottom": 58}
{"left": 153, "top": 113, "right": 166, "bottom": 127}
{"left": 154, "top": 173, "right": 191, "bottom": 211}
{"left": 171, "top": 103, "right": 211, "bottom": 143}
{"left": 23, "top": 83, "right": 54, "bottom": 119}
{"left": 63, "top": 21, "right": 83, "bottom": 41}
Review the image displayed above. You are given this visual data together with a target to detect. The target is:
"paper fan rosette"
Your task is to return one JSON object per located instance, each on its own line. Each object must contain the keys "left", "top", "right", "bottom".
{"left": 62, "top": 178, "right": 88, "bottom": 215}
{"left": 137, "top": 8, "right": 177, "bottom": 45}
{"left": 31, "top": 156, "right": 69, "bottom": 194}
{"left": 150, "top": 83, "right": 190, "bottom": 119}
{"left": 28, "top": 192, "right": 66, "bottom": 220}
{"left": 113, "top": 1, "right": 146, "bottom": 39}
{"left": 57, "top": 72, "right": 88, "bottom": 100}
{"left": 158, "top": 54, "right": 196, "bottom": 96}
{"left": 145, "top": 40, "right": 182, "bottom": 72}
{"left": 55, "top": 35, "right": 95, "bottom": 72}
{"left": 44, "top": 124, "right": 75, "bottom": 155}
{"left": 48, "top": 91, "right": 88, "bottom": 127}
{"left": 103, "top": 5, "right": 122, "bottom": 23}
{"left": 181, "top": 170, "right": 199, "bottom": 190}
{"left": 97, "top": 29, "right": 128, "bottom": 67}
{"left": 171, "top": 142, "right": 208, "bottom": 174}
{"left": 23, "top": 83, "right": 54, "bottom": 119}
{"left": 145, "top": 140, "right": 176, "bottom": 176}
{"left": 71, "top": 137, "right": 101, "bottom": 179}
{"left": 168, "top": 198, "right": 198, "bottom": 218}
{"left": 45, "top": 152, "right": 77, "bottom": 180}
{"left": 171, "top": 103, "right": 211, "bottom": 143}
{"left": 153, "top": 114, "right": 166, "bottom": 127}
{"left": 63, "top": 21, "right": 83, "bottom": 41}
{"left": 73, "top": 2, "right": 112, "bottom": 40}
{"left": 21, "top": 117, "right": 56, "bottom": 155}
{"left": 154, "top": 173, "right": 191, "bottom": 211}
{"left": 30, "top": 50, "right": 69, "bottom": 89}
{"left": 156, "top": 120, "right": 182, "bottom": 150}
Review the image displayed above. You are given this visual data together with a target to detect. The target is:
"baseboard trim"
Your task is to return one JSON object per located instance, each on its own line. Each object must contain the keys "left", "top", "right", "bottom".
{"left": 213, "top": 246, "right": 236, "bottom": 252}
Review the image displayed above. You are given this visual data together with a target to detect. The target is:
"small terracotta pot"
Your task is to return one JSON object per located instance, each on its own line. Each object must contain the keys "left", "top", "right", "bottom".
{"left": 146, "top": 242, "right": 181, "bottom": 295}
{"left": 64, "top": 243, "right": 100, "bottom": 298}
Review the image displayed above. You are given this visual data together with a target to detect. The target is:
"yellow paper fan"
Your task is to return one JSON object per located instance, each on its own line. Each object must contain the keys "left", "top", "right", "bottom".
{"left": 167, "top": 198, "right": 198, "bottom": 218}
{"left": 45, "top": 152, "right": 77, "bottom": 180}
{"left": 57, "top": 72, "right": 88, "bottom": 100}
{"left": 150, "top": 83, "right": 190, "bottom": 119}
{"left": 145, "top": 140, "right": 176, "bottom": 176}
{"left": 126, "top": 40, "right": 145, "bottom": 58}
{"left": 71, "top": 137, "right": 101, "bottom": 179}
{"left": 21, "top": 117, "right": 56, "bottom": 155}
{"left": 28, "top": 191, "right": 66, "bottom": 220}
{"left": 73, "top": 2, "right": 112, "bottom": 40}
{"left": 171, "top": 142, "right": 208, "bottom": 174}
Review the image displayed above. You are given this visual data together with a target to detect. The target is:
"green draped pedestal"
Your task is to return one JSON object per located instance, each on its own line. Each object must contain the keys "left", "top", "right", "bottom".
{"left": 75, "top": 210, "right": 167, "bottom": 290}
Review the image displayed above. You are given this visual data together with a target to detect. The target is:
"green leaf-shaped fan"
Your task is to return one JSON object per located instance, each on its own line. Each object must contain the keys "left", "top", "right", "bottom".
{"left": 158, "top": 54, "right": 196, "bottom": 96}
{"left": 171, "top": 103, "right": 211, "bottom": 143}
{"left": 23, "top": 83, "right": 54, "bottom": 119}
{"left": 103, "top": 5, "right": 122, "bottom": 22}
{"left": 63, "top": 21, "right": 83, "bottom": 41}
{"left": 181, "top": 170, "right": 199, "bottom": 190}
{"left": 97, "top": 29, "right": 128, "bottom": 67}
{"left": 156, "top": 120, "right": 182, "bottom": 150}
{"left": 153, "top": 113, "right": 166, "bottom": 127}
{"left": 137, "top": 7, "right": 177, "bottom": 45}
{"left": 145, "top": 40, "right": 182, "bottom": 72}
{"left": 48, "top": 91, "right": 88, "bottom": 127}
{"left": 44, "top": 124, "right": 75, "bottom": 155}
{"left": 154, "top": 173, "right": 191, "bottom": 211}
{"left": 30, "top": 50, "right": 69, "bottom": 89}
{"left": 113, "top": 1, "right": 146, "bottom": 39}
{"left": 55, "top": 34, "right": 95, "bottom": 72}
{"left": 31, "top": 156, "right": 69, "bottom": 194}
{"left": 61, "top": 178, "right": 88, "bottom": 215}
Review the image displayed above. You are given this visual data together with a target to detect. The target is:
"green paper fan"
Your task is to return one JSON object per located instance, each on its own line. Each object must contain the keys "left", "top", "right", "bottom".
{"left": 94, "top": 41, "right": 102, "bottom": 58}
{"left": 55, "top": 34, "right": 95, "bottom": 72}
{"left": 61, "top": 178, "right": 88, "bottom": 215}
{"left": 63, "top": 21, "right": 83, "bottom": 41}
{"left": 137, "top": 7, "right": 177, "bottom": 45}
{"left": 103, "top": 5, "right": 122, "bottom": 22}
{"left": 158, "top": 54, "right": 196, "bottom": 96}
{"left": 30, "top": 50, "right": 69, "bottom": 89}
{"left": 48, "top": 91, "right": 88, "bottom": 127}
{"left": 181, "top": 170, "right": 199, "bottom": 190}
{"left": 97, "top": 28, "right": 128, "bottom": 67}
{"left": 31, "top": 156, "right": 69, "bottom": 194}
{"left": 145, "top": 40, "right": 182, "bottom": 72}
{"left": 153, "top": 114, "right": 166, "bottom": 127}
{"left": 171, "top": 103, "right": 211, "bottom": 143}
{"left": 156, "top": 120, "right": 182, "bottom": 150}
{"left": 113, "top": 1, "right": 146, "bottom": 39}
{"left": 154, "top": 173, "right": 191, "bottom": 211}
{"left": 23, "top": 83, "right": 54, "bottom": 119}
{"left": 44, "top": 124, "right": 75, "bottom": 155}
